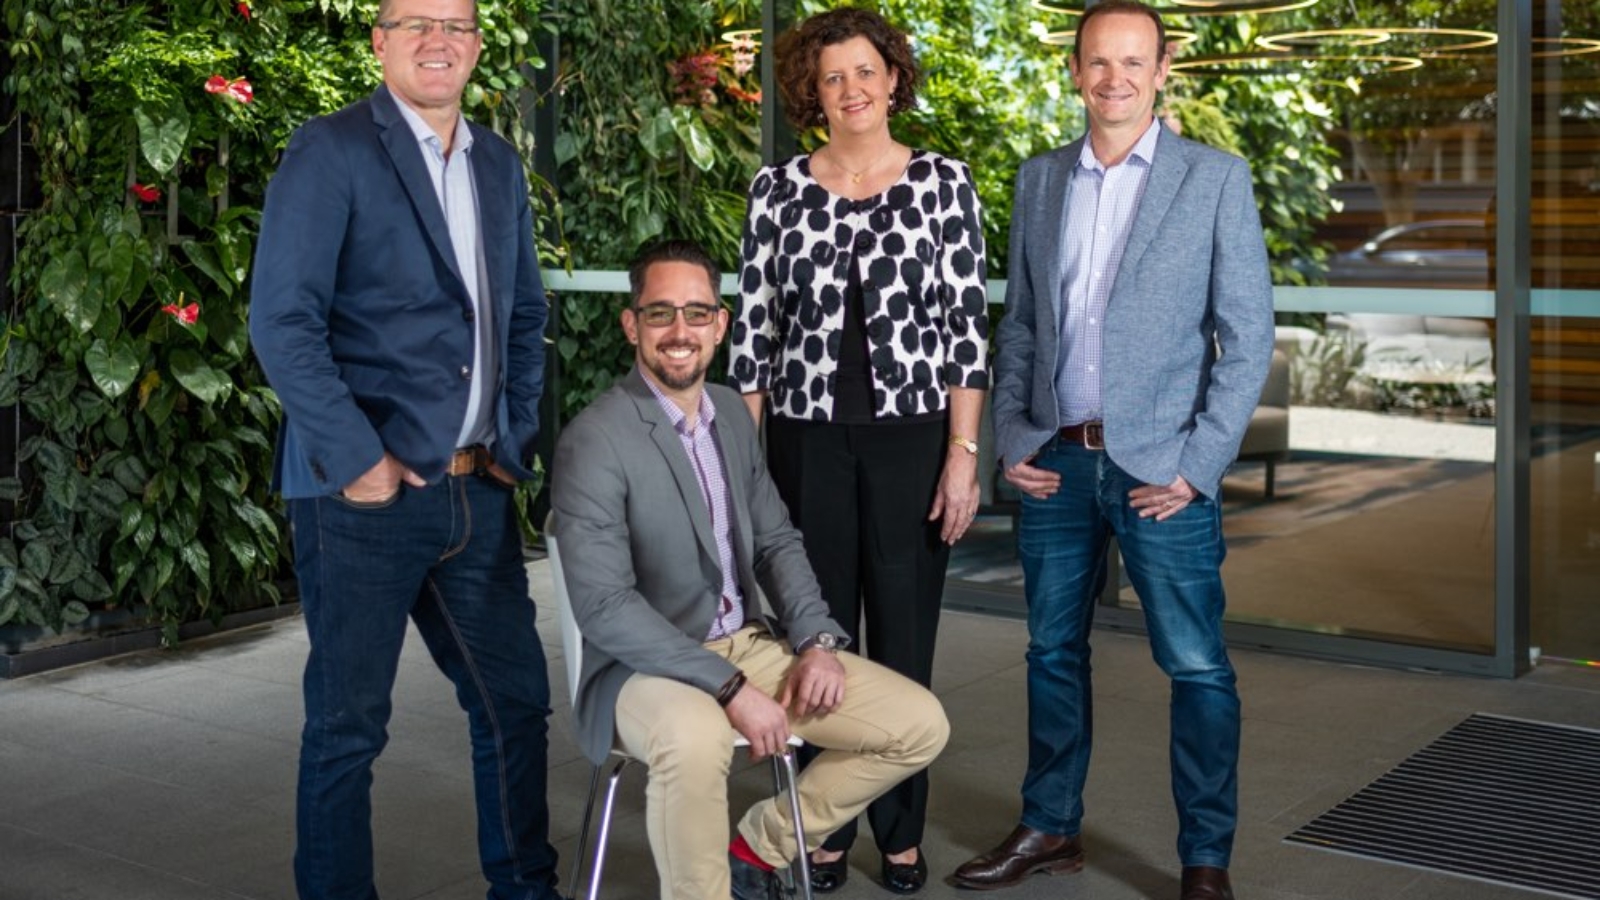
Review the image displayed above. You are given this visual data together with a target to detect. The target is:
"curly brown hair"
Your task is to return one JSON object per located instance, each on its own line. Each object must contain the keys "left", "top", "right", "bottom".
{"left": 773, "top": 7, "right": 919, "bottom": 131}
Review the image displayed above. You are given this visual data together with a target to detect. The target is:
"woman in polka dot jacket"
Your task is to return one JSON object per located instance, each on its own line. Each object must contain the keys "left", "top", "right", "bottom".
{"left": 729, "top": 7, "right": 988, "bottom": 896}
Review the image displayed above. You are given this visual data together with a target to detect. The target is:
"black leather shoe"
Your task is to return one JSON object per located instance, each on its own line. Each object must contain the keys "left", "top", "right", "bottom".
{"left": 948, "top": 824, "right": 1084, "bottom": 890}
{"left": 882, "top": 848, "right": 928, "bottom": 894}
{"left": 1180, "top": 866, "right": 1235, "bottom": 900}
{"left": 730, "top": 852, "right": 781, "bottom": 900}
{"left": 808, "top": 852, "right": 849, "bottom": 893}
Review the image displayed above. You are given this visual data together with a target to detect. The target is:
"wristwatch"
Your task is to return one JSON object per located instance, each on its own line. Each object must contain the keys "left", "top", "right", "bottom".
{"left": 798, "top": 632, "right": 842, "bottom": 654}
{"left": 948, "top": 434, "right": 979, "bottom": 456}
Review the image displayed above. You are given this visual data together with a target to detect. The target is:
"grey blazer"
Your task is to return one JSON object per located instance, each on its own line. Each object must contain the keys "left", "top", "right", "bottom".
{"left": 550, "top": 368, "right": 843, "bottom": 764}
{"left": 991, "top": 125, "right": 1276, "bottom": 499}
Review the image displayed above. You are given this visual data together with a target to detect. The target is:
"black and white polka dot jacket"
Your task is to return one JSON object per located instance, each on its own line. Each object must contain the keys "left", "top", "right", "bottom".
{"left": 730, "top": 150, "right": 990, "bottom": 421}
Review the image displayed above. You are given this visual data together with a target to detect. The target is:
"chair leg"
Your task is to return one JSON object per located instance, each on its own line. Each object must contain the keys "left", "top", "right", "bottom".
{"left": 1264, "top": 459, "right": 1277, "bottom": 499}
{"left": 572, "top": 758, "right": 630, "bottom": 900}
{"left": 774, "top": 750, "right": 814, "bottom": 900}
{"left": 568, "top": 764, "right": 604, "bottom": 897}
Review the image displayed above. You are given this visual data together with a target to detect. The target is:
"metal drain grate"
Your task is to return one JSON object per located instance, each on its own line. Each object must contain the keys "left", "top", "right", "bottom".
{"left": 1286, "top": 713, "right": 1600, "bottom": 900}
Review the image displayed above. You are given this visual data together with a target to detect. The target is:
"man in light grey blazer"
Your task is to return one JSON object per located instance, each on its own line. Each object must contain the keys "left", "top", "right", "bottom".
{"left": 950, "top": 4, "right": 1273, "bottom": 899}
{"left": 550, "top": 240, "right": 949, "bottom": 900}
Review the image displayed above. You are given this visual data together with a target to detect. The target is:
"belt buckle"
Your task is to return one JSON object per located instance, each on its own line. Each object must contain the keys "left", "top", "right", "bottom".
{"left": 1084, "top": 422, "right": 1104, "bottom": 451}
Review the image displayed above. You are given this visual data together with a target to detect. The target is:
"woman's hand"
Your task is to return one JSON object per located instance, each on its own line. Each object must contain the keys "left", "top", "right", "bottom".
{"left": 930, "top": 446, "right": 981, "bottom": 544}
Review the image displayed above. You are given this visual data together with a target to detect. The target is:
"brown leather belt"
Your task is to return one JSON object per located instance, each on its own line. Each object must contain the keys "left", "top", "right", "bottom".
{"left": 447, "top": 445, "right": 494, "bottom": 477}
{"left": 1059, "top": 421, "right": 1105, "bottom": 451}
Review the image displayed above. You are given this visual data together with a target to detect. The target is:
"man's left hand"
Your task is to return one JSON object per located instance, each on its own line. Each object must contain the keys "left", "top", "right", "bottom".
{"left": 1130, "top": 475, "right": 1198, "bottom": 522}
{"left": 778, "top": 648, "right": 847, "bottom": 717}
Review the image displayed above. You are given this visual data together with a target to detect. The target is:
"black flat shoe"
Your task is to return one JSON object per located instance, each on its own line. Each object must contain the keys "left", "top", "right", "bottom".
{"left": 808, "top": 852, "right": 849, "bottom": 893}
{"left": 882, "top": 849, "right": 928, "bottom": 895}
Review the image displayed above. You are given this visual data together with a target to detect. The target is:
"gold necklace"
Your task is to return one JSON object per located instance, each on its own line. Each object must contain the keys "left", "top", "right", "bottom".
{"left": 828, "top": 143, "right": 895, "bottom": 185}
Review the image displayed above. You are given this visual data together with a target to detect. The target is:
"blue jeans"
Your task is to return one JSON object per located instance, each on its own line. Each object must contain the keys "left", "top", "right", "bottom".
{"left": 1017, "top": 438, "right": 1240, "bottom": 868}
{"left": 289, "top": 474, "right": 559, "bottom": 900}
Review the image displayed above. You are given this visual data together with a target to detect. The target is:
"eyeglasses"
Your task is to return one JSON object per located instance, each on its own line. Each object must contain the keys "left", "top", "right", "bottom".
{"left": 376, "top": 16, "right": 480, "bottom": 38}
{"left": 632, "top": 303, "right": 720, "bottom": 328}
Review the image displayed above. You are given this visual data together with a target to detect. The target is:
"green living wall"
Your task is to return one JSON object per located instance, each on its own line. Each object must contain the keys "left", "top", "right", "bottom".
{"left": 0, "top": 0, "right": 547, "bottom": 641}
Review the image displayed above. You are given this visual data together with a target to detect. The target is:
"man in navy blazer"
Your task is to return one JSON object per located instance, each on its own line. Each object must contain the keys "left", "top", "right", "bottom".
{"left": 249, "top": 0, "right": 558, "bottom": 896}
{"left": 951, "top": 3, "right": 1273, "bottom": 899}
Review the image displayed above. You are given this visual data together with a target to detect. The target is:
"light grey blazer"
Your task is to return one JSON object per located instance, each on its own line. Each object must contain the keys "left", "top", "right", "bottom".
{"left": 991, "top": 125, "right": 1275, "bottom": 499}
{"left": 550, "top": 368, "right": 843, "bottom": 764}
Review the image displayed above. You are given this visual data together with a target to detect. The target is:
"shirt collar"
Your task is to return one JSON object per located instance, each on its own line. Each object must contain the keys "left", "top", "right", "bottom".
{"left": 1076, "top": 117, "right": 1162, "bottom": 174}
{"left": 642, "top": 370, "right": 716, "bottom": 435}
{"left": 392, "top": 96, "right": 474, "bottom": 155}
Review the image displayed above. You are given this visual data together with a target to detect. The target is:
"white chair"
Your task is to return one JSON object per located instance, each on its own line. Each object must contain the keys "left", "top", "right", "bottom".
{"left": 544, "top": 514, "right": 815, "bottom": 900}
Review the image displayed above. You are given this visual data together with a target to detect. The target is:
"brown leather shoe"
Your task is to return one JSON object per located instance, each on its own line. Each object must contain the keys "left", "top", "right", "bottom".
{"left": 948, "top": 824, "right": 1084, "bottom": 890}
{"left": 1180, "top": 866, "right": 1235, "bottom": 900}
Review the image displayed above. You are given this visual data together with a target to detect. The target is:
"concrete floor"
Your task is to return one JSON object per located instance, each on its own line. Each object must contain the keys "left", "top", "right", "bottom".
{"left": 2, "top": 562, "right": 1598, "bottom": 900}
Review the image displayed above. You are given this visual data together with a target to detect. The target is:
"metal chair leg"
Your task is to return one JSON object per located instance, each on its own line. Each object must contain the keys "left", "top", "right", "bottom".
{"left": 776, "top": 750, "right": 815, "bottom": 900}
{"left": 568, "top": 764, "right": 604, "bottom": 896}
{"left": 570, "top": 757, "right": 630, "bottom": 900}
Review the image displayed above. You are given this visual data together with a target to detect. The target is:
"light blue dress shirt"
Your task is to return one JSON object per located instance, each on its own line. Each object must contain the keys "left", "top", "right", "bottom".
{"left": 393, "top": 99, "right": 498, "bottom": 449}
{"left": 1056, "top": 118, "right": 1162, "bottom": 427}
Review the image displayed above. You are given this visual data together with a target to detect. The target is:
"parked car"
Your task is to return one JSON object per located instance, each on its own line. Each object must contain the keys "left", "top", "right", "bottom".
{"left": 1326, "top": 218, "right": 1489, "bottom": 288}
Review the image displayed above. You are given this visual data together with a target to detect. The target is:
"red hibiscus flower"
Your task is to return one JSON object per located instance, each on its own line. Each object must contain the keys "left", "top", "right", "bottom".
{"left": 161, "top": 302, "right": 200, "bottom": 326}
{"left": 129, "top": 183, "right": 161, "bottom": 203}
{"left": 236, "top": 1, "right": 251, "bottom": 18}
{"left": 205, "top": 75, "right": 229, "bottom": 94}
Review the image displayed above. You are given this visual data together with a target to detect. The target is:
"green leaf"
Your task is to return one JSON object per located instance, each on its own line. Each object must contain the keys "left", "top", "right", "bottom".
{"left": 179, "top": 542, "right": 211, "bottom": 591}
{"left": 168, "top": 348, "right": 232, "bottom": 403}
{"left": 180, "top": 240, "right": 231, "bottom": 294}
{"left": 0, "top": 590, "right": 17, "bottom": 627}
{"left": 85, "top": 337, "right": 142, "bottom": 399}
{"left": 47, "top": 544, "right": 86, "bottom": 584}
{"left": 20, "top": 539, "right": 50, "bottom": 576}
{"left": 71, "top": 569, "right": 112, "bottom": 602}
{"left": 674, "top": 116, "right": 717, "bottom": 172}
{"left": 639, "top": 108, "right": 675, "bottom": 161}
{"left": 39, "top": 249, "right": 100, "bottom": 333}
{"left": 233, "top": 499, "right": 279, "bottom": 542}
{"left": 84, "top": 478, "right": 127, "bottom": 521}
{"left": 0, "top": 477, "right": 21, "bottom": 502}
{"left": 44, "top": 468, "right": 83, "bottom": 511}
{"left": 118, "top": 501, "right": 144, "bottom": 540}
{"left": 134, "top": 101, "right": 191, "bottom": 174}
{"left": 61, "top": 600, "right": 90, "bottom": 625}
{"left": 111, "top": 455, "right": 150, "bottom": 494}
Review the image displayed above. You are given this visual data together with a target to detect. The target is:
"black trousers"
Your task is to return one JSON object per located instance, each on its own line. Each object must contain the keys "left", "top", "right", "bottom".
{"left": 766, "top": 414, "right": 951, "bottom": 856}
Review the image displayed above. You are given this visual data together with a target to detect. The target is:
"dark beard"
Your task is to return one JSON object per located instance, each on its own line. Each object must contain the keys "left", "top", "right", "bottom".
{"left": 647, "top": 356, "right": 707, "bottom": 393}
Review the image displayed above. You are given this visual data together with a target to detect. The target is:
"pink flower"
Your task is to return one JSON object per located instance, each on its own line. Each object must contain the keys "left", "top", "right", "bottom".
{"left": 129, "top": 183, "right": 161, "bottom": 203}
{"left": 236, "top": 1, "right": 251, "bottom": 18}
{"left": 161, "top": 302, "right": 200, "bottom": 326}
{"left": 205, "top": 75, "right": 253, "bottom": 103}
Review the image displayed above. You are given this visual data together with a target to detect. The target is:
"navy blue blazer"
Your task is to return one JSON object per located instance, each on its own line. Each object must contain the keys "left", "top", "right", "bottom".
{"left": 250, "top": 86, "right": 548, "bottom": 499}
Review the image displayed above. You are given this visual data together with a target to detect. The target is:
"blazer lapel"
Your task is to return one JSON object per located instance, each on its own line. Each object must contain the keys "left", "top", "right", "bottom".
{"left": 1038, "top": 140, "right": 1083, "bottom": 327}
{"left": 371, "top": 86, "right": 467, "bottom": 293}
{"left": 625, "top": 371, "right": 720, "bottom": 566}
{"left": 470, "top": 123, "right": 513, "bottom": 323}
{"left": 1115, "top": 126, "right": 1187, "bottom": 285}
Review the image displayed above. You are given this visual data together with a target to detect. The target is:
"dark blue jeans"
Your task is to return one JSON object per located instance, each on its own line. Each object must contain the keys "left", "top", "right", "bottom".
{"left": 1017, "top": 438, "right": 1240, "bottom": 868}
{"left": 289, "top": 474, "right": 558, "bottom": 900}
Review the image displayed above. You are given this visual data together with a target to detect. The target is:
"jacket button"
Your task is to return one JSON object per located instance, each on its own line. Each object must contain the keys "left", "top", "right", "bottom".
{"left": 460, "top": 366, "right": 472, "bottom": 380}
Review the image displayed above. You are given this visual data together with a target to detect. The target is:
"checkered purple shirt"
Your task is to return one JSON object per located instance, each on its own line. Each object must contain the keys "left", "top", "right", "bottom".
{"left": 644, "top": 378, "right": 745, "bottom": 641}
{"left": 1056, "top": 119, "right": 1161, "bottom": 426}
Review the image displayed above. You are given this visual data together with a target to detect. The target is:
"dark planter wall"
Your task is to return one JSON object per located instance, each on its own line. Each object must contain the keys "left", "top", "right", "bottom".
{"left": 0, "top": 47, "right": 45, "bottom": 531}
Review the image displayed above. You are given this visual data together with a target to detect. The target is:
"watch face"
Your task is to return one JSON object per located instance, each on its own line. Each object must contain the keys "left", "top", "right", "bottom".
{"left": 816, "top": 632, "right": 838, "bottom": 650}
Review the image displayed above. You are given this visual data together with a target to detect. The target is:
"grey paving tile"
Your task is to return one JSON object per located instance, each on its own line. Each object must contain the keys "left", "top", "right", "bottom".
{"left": 0, "top": 822, "right": 257, "bottom": 900}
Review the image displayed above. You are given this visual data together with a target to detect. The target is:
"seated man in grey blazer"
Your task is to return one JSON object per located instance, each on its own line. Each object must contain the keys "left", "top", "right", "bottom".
{"left": 550, "top": 239, "right": 950, "bottom": 900}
